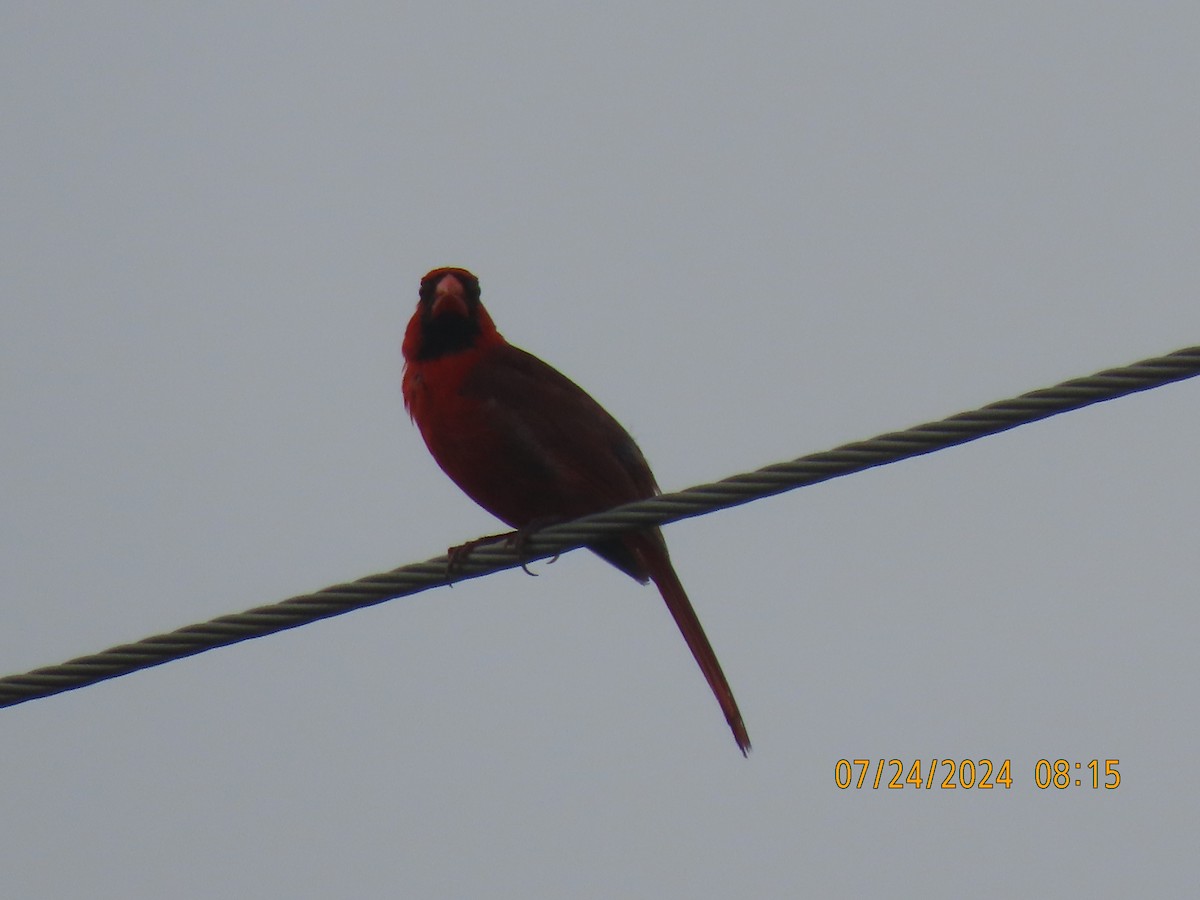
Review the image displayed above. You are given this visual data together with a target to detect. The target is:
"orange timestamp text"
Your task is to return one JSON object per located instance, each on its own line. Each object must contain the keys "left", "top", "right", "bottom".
{"left": 834, "top": 758, "right": 1121, "bottom": 790}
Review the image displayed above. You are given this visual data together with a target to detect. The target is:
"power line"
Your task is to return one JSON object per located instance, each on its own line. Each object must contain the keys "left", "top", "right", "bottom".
{"left": 2, "top": 345, "right": 1197, "bottom": 710}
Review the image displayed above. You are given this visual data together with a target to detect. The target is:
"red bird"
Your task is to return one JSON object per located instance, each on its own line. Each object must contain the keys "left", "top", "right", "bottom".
{"left": 402, "top": 267, "right": 750, "bottom": 754}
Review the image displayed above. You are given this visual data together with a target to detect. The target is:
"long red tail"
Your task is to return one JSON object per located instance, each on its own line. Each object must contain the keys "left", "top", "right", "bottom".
{"left": 634, "top": 537, "right": 751, "bottom": 755}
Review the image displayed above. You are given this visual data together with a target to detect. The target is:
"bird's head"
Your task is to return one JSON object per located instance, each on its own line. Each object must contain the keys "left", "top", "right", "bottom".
{"left": 403, "top": 267, "right": 500, "bottom": 361}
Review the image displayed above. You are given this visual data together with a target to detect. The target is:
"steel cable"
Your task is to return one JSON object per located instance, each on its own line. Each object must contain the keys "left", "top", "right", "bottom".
{"left": 2, "top": 345, "right": 1197, "bottom": 710}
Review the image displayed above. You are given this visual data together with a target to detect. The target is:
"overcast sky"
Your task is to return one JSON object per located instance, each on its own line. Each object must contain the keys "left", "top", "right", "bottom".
{"left": 3, "top": 3, "right": 1198, "bottom": 897}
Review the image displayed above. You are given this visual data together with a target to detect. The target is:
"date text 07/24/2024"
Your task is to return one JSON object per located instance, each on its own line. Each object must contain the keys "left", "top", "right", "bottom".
{"left": 834, "top": 759, "right": 1121, "bottom": 790}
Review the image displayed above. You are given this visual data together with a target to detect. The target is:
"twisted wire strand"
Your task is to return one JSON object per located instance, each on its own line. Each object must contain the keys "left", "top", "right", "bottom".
{"left": 2, "top": 345, "right": 1197, "bottom": 710}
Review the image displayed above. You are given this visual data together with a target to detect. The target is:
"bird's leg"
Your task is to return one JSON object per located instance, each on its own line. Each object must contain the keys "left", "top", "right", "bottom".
{"left": 446, "top": 531, "right": 514, "bottom": 577}
{"left": 507, "top": 516, "right": 568, "bottom": 575}
{"left": 446, "top": 517, "right": 567, "bottom": 578}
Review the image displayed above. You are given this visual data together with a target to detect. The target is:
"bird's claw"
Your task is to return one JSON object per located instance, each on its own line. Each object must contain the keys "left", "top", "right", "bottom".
{"left": 509, "top": 516, "right": 568, "bottom": 575}
{"left": 445, "top": 518, "right": 566, "bottom": 579}
{"left": 445, "top": 532, "right": 511, "bottom": 579}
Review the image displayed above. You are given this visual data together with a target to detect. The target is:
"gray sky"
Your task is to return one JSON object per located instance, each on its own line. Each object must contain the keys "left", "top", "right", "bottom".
{"left": 3, "top": 3, "right": 1198, "bottom": 897}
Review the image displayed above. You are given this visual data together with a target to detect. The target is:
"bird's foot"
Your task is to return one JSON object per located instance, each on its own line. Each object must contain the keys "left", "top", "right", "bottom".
{"left": 507, "top": 516, "right": 568, "bottom": 575}
{"left": 446, "top": 531, "right": 513, "bottom": 578}
{"left": 446, "top": 518, "right": 567, "bottom": 579}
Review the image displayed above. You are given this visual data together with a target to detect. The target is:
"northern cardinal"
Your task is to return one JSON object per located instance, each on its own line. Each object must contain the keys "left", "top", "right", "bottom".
{"left": 402, "top": 267, "right": 750, "bottom": 754}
